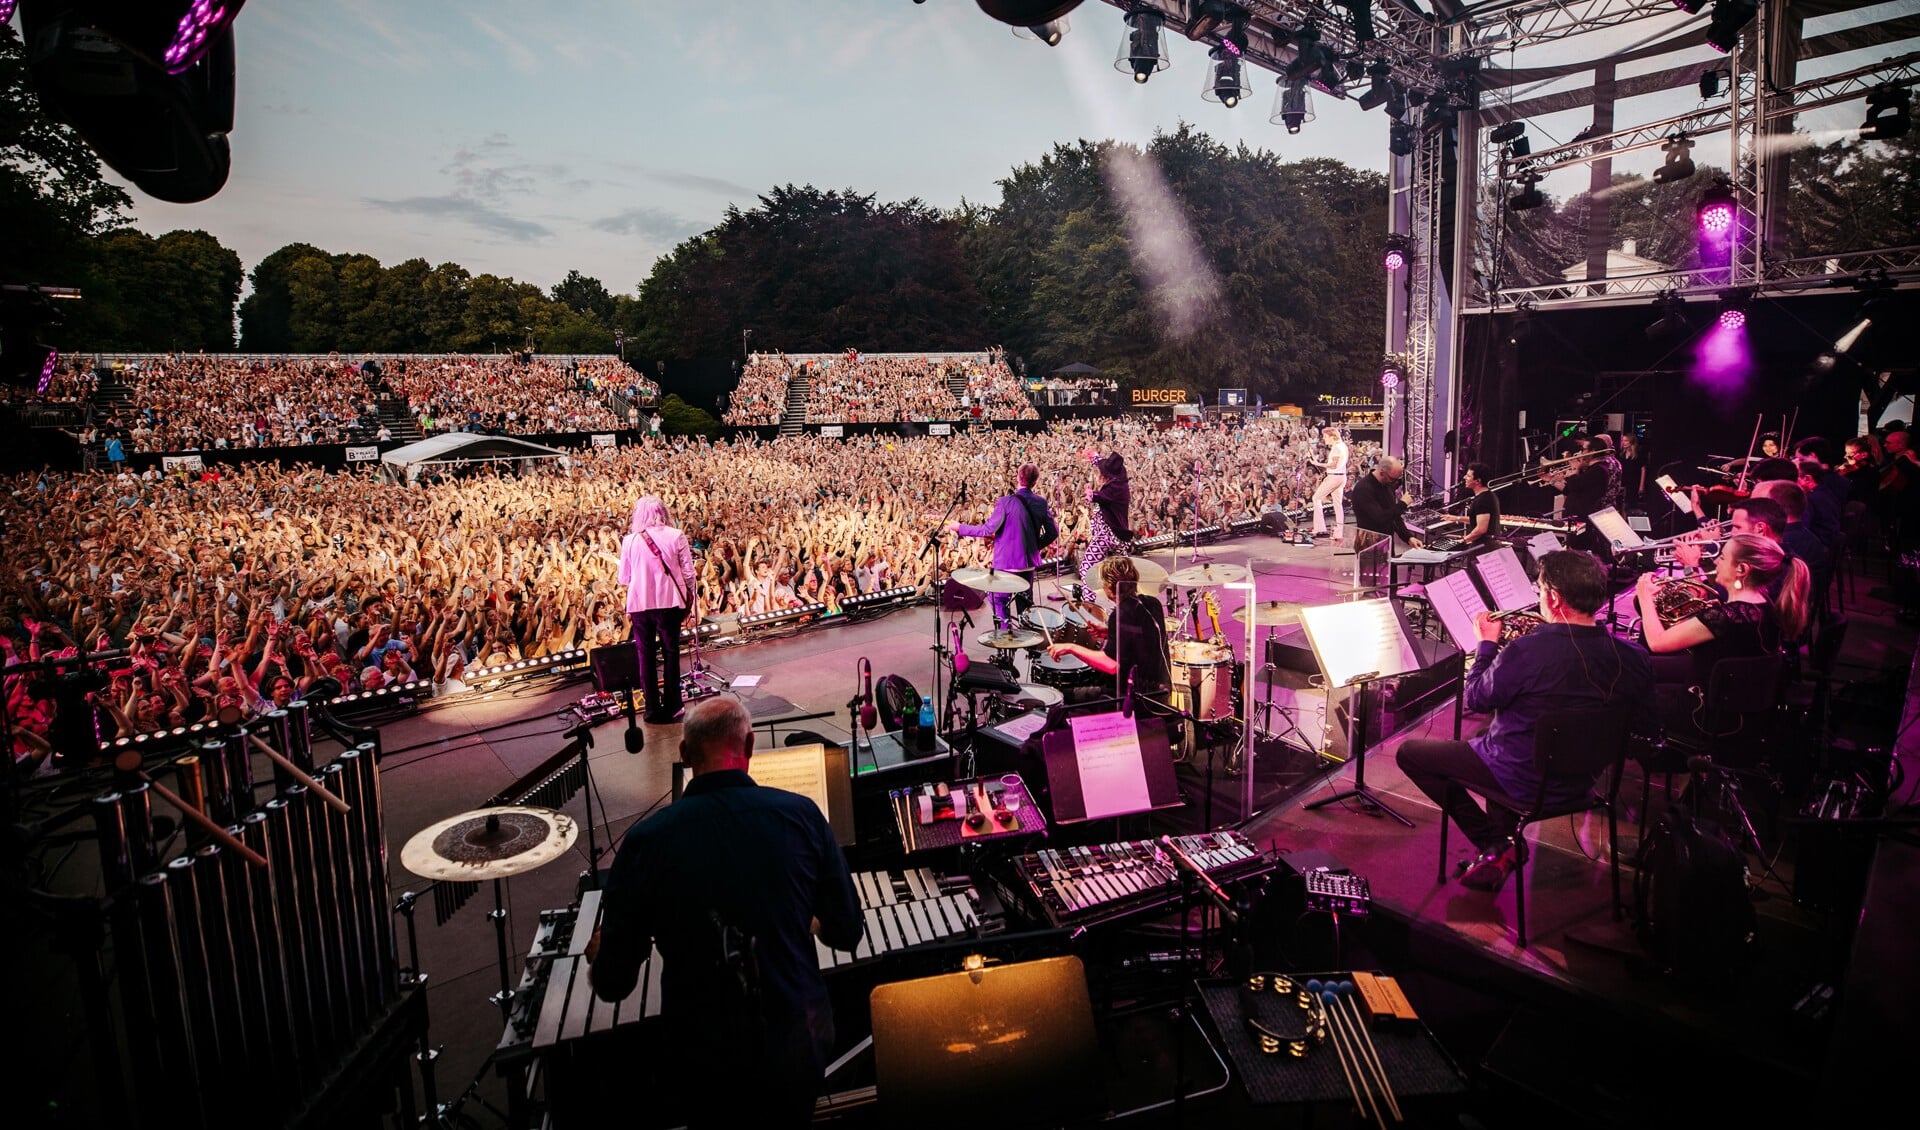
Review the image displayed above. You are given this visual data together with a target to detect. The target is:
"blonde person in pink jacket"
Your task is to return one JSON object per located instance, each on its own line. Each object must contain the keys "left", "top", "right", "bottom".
{"left": 617, "top": 495, "right": 697, "bottom": 723}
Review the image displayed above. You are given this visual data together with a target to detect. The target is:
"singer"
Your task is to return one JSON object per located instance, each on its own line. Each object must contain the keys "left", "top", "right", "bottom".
{"left": 951, "top": 462, "right": 1058, "bottom": 629}
{"left": 617, "top": 495, "right": 697, "bottom": 724}
{"left": 1080, "top": 451, "right": 1134, "bottom": 587}
{"left": 1046, "top": 556, "right": 1168, "bottom": 698}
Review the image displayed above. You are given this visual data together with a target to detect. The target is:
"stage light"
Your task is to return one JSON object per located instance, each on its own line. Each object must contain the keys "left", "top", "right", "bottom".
{"left": 1699, "top": 69, "right": 1725, "bottom": 98}
{"left": 1652, "top": 135, "right": 1696, "bottom": 185}
{"left": 1508, "top": 173, "right": 1545, "bottom": 212}
{"left": 36, "top": 348, "right": 57, "bottom": 395}
{"left": 1645, "top": 292, "right": 1689, "bottom": 341}
{"left": 1861, "top": 85, "right": 1910, "bottom": 141}
{"left": 1672, "top": 0, "right": 1708, "bottom": 12}
{"left": 1337, "top": 0, "right": 1376, "bottom": 48}
{"left": 1283, "top": 23, "right": 1322, "bottom": 84}
{"left": 0, "top": 1, "right": 15, "bottom": 22}
{"left": 1013, "top": 17, "right": 1070, "bottom": 45}
{"left": 1183, "top": 0, "right": 1233, "bottom": 42}
{"left": 1705, "top": 0, "right": 1757, "bottom": 54}
{"left": 165, "top": 1, "right": 247, "bottom": 75}
{"left": 1356, "top": 61, "right": 1393, "bottom": 111}
{"left": 1697, "top": 181, "right": 1736, "bottom": 235}
{"left": 1114, "top": 9, "right": 1169, "bottom": 84}
{"left": 1382, "top": 233, "right": 1410, "bottom": 272}
{"left": 1204, "top": 44, "right": 1246, "bottom": 108}
{"left": 977, "top": 1, "right": 1084, "bottom": 32}
{"left": 1489, "top": 121, "right": 1525, "bottom": 145}
{"left": 1716, "top": 289, "right": 1751, "bottom": 331}
{"left": 1271, "top": 79, "right": 1314, "bottom": 133}
{"left": 1389, "top": 120, "right": 1415, "bottom": 156}
{"left": 1380, "top": 362, "right": 1403, "bottom": 390}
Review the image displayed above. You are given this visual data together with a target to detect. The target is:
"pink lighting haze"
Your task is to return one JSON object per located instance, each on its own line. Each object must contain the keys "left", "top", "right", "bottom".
{"left": 1692, "top": 322, "right": 1751, "bottom": 393}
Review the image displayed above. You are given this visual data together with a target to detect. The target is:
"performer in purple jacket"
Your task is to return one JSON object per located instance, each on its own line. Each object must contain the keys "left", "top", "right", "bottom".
{"left": 952, "top": 462, "right": 1059, "bottom": 629}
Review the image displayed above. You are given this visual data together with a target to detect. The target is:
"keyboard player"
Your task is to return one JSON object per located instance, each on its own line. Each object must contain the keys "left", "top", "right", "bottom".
{"left": 1351, "top": 456, "right": 1426, "bottom": 550}
{"left": 1459, "top": 463, "right": 1503, "bottom": 550}
{"left": 588, "top": 698, "right": 863, "bottom": 1128}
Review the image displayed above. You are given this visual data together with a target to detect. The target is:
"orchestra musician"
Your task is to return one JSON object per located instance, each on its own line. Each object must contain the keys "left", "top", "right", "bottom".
{"left": 1459, "top": 463, "right": 1501, "bottom": 549}
{"left": 1396, "top": 550, "right": 1656, "bottom": 891}
{"left": 1308, "top": 426, "right": 1350, "bottom": 542}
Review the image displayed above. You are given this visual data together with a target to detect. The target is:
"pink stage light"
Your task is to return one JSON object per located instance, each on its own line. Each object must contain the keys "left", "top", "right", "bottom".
{"left": 164, "top": 1, "right": 242, "bottom": 75}
{"left": 1718, "top": 307, "right": 1747, "bottom": 331}
{"left": 1383, "top": 248, "right": 1405, "bottom": 272}
{"left": 1698, "top": 198, "right": 1735, "bottom": 236}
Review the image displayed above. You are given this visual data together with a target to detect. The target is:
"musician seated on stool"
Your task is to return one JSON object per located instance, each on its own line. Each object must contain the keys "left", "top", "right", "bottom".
{"left": 1460, "top": 463, "right": 1501, "bottom": 548}
{"left": 1396, "top": 550, "right": 1655, "bottom": 891}
{"left": 1047, "top": 556, "right": 1169, "bottom": 703}
{"left": 1635, "top": 532, "right": 1808, "bottom": 741}
{"left": 588, "top": 698, "right": 862, "bottom": 1128}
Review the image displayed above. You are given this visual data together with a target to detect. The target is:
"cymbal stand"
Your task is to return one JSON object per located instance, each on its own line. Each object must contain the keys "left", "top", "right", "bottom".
{"left": 441, "top": 877, "right": 520, "bottom": 1127}
{"left": 682, "top": 615, "right": 728, "bottom": 700}
{"left": 1185, "top": 462, "right": 1216, "bottom": 564}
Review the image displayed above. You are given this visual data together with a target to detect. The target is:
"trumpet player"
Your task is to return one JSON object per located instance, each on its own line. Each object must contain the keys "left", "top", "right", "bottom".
{"left": 1397, "top": 551, "right": 1655, "bottom": 892}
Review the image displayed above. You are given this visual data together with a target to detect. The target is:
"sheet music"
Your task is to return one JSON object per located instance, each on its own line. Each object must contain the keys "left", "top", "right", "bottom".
{"left": 993, "top": 711, "right": 1049, "bottom": 744}
{"left": 1424, "top": 571, "right": 1490, "bottom": 654}
{"left": 1527, "top": 531, "right": 1564, "bottom": 560}
{"left": 1068, "top": 711, "right": 1152, "bottom": 821}
{"left": 1474, "top": 546, "right": 1538, "bottom": 612}
{"left": 1586, "top": 506, "right": 1642, "bottom": 549}
{"left": 1297, "top": 599, "right": 1423, "bottom": 685}
{"left": 747, "top": 743, "right": 833, "bottom": 822}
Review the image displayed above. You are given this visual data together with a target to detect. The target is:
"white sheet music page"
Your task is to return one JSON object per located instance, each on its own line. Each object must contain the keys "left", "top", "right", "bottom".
{"left": 1474, "top": 546, "right": 1538, "bottom": 612}
{"left": 1424, "top": 571, "right": 1490, "bottom": 654}
{"left": 1068, "top": 711, "right": 1152, "bottom": 820}
{"left": 1298, "top": 599, "right": 1423, "bottom": 685}
{"left": 746, "top": 743, "right": 833, "bottom": 822}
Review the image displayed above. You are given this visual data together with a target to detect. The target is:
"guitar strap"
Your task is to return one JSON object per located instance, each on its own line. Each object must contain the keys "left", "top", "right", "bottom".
{"left": 638, "top": 529, "right": 690, "bottom": 608}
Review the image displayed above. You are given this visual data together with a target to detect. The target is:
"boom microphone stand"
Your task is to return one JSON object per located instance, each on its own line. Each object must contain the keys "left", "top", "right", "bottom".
{"left": 923, "top": 483, "right": 969, "bottom": 733}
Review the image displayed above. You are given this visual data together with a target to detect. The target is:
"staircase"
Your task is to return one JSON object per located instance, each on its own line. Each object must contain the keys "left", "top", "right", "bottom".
{"left": 946, "top": 369, "right": 971, "bottom": 430}
{"left": 779, "top": 372, "right": 810, "bottom": 437}
{"left": 90, "top": 372, "right": 136, "bottom": 424}
{"left": 376, "top": 397, "right": 423, "bottom": 443}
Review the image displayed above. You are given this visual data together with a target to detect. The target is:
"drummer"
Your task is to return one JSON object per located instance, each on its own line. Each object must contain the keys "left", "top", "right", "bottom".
{"left": 952, "top": 462, "right": 1058, "bottom": 630}
{"left": 1046, "top": 557, "right": 1169, "bottom": 702}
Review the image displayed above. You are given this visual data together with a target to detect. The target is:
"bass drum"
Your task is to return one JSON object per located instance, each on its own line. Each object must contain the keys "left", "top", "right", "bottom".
{"left": 1169, "top": 640, "right": 1235, "bottom": 722}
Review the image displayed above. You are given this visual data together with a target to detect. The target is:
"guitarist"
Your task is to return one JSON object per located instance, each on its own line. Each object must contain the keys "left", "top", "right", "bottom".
{"left": 952, "top": 462, "right": 1058, "bottom": 630}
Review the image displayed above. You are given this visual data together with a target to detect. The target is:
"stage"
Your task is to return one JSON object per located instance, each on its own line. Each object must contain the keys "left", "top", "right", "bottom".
{"left": 365, "top": 530, "right": 1915, "bottom": 1127}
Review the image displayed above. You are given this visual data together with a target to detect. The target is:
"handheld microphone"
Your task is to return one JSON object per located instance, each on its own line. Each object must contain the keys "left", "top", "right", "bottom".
{"left": 859, "top": 657, "right": 877, "bottom": 731}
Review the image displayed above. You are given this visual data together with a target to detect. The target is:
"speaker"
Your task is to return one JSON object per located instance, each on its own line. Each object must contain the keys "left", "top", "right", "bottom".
{"left": 589, "top": 643, "right": 641, "bottom": 693}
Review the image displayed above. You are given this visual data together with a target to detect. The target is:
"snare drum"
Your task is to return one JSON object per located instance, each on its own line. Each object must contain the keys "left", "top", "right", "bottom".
{"left": 1032, "top": 652, "right": 1102, "bottom": 690}
{"left": 995, "top": 682, "right": 1064, "bottom": 715}
{"left": 1169, "top": 640, "right": 1235, "bottom": 721}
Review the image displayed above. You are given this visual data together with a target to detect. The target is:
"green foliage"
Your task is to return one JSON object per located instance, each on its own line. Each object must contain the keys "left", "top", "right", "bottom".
{"left": 658, "top": 393, "right": 719, "bottom": 438}
{"left": 0, "top": 25, "right": 132, "bottom": 282}
{"left": 627, "top": 185, "right": 991, "bottom": 358}
{"left": 57, "top": 228, "right": 243, "bottom": 350}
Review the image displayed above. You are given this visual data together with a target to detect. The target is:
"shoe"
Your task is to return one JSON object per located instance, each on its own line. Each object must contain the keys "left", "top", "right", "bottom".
{"left": 1458, "top": 842, "right": 1518, "bottom": 891}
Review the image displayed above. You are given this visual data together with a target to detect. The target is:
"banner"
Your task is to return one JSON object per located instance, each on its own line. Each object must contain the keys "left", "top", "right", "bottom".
{"left": 1131, "top": 388, "right": 1186, "bottom": 405}
{"left": 820, "top": 425, "right": 844, "bottom": 438}
{"left": 1219, "top": 388, "right": 1247, "bottom": 407}
{"left": 344, "top": 445, "right": 380, "bottom": 463}
{"left": 928, "top": 422, "right": 953, "bottom": 436}
{"left": 161, "top": 454, "right": 204, "bottom": 473}
{"left": 589, "top": 433, "right": 617, "bottom": 448}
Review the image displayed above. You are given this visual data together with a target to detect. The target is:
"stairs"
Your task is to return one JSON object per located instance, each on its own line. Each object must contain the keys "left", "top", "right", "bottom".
{"left": 90, "top": 373, "right": 136, "bottom": 424}
{"left": 779, "top": 371, "right": 810, "bottom": 436}
{"left": 946, "top": 369, "right": 970, "bottom": 430}
{"left": 376, "top": 397, "right": 423, "bottom": 443}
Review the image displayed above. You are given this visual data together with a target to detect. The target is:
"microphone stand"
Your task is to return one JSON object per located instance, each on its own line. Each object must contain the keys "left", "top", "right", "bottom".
{"left": 922, "top": 484, "right": 969, "bottom": 734}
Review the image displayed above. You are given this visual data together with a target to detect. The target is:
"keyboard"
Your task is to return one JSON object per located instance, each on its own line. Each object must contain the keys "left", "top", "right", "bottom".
{"left": 998, "top": 832, "right": 1273, "bottom": 931}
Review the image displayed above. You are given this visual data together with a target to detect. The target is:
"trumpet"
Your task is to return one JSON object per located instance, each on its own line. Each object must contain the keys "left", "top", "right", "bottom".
{"left": 1633, "top": 519, "right": 1728, "bottom": 560}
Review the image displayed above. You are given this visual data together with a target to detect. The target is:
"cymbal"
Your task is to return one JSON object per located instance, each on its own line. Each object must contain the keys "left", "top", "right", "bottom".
{"left": 979, "top": 628, "right": 1044, "bottom": 649}
{"left": 1166, "top": 563, "right": 1250, "bottom": 587}
{"left": 1124, "top": 557, "right": 1168, "bottom": 586}
{"left": 1233, "top": 600, "right": 1305, "bottom": 626}
{"left": 953, "top": 567, "right": 1032, "bottom": 594}
{"left": 401, "top": 806, "right": 578, "bottom": 882}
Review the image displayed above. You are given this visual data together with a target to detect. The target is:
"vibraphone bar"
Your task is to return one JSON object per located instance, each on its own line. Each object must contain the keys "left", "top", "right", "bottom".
{"left": 1002, "top": 831, "right": 1273, "bottom": 931}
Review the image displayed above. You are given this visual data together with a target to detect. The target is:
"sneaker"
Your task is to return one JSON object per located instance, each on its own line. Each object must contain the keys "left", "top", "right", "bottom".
{"left": 1459, "top": 842, "right": 1518, "bottom": 891}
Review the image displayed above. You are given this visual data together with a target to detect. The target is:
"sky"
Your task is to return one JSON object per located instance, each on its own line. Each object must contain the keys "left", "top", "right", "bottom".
{"left": 99, "top": 1, "right": 1911, "bottom": 296}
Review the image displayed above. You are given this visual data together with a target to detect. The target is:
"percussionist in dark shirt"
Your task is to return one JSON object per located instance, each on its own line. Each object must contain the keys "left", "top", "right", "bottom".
{"left": 589, "top": 697, "right": 862, "bottom": 1127}
{"left": 1046, "top": 555, "right": 1169, "bottom": 701}
{"left": 1396, "top": 551, "right": 1656, "bottom": 891}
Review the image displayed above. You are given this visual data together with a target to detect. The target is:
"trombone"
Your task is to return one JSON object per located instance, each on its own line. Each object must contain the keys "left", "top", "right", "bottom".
{"left": 1497, "top": 452, "right": 1586, "bottom": 489}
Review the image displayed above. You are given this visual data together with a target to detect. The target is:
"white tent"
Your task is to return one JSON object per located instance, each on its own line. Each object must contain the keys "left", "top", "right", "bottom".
{"left": 379, "top": 432, "right": 572, "bottom": 484}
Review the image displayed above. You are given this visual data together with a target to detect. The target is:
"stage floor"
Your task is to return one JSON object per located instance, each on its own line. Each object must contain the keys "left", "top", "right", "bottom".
{"left": 370, "top": 531, "right": 1916, "bottom": 1127}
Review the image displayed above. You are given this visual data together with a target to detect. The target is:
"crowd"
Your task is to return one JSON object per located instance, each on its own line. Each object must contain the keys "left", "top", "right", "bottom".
{"left": 35, "top": 354, "right": 657, "bottom": 453}
{"left": 721, "top": 350, "right": 1041, "bottom": 426}
{"left": 2, "top": 417, "right": 1356, "bottom": 758}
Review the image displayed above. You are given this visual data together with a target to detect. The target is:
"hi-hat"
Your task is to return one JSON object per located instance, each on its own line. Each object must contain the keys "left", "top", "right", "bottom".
{"left": 401, "top": 806, "right": 578, "bottom": 882}
{"left": 954, "top": 567, "right": 1032, "bottom": 594}
{"left": 1233, "top": 600, "right": 1305, "bottom": 626}
{"left": 1167, "top": 563, "right": 1250, "bottom": 587}
{"left": 979, "top": 629, "right": 1044, "bottom": 649}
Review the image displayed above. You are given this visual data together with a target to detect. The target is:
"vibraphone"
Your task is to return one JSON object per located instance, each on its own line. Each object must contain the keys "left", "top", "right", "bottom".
{"left": 999, "top": 831, "right": 1274, "bottom": 931}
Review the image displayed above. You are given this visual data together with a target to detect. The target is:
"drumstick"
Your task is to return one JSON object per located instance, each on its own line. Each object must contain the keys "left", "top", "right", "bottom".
{"left": 116, "top": 753, "right": 269, "bottom": 869}
{"left": 1334, "top": 988, "right": 1402, "bottom": 1121}
{"left": 246, "top": 732, "right": 352, "bottom": 814}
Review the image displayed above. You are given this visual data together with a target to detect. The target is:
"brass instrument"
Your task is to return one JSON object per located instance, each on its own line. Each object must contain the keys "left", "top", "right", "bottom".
{"left": 1518, "top": 452, "right": 1586, "bottom": 487}
{"left": 1650, "top": 576, "right": 1722, "bottom": 626}
{"left": 1632, "top": 519, "right": 1728, "bottom": 561}
{"left": 1489, "top": 609, "right": 1547, "bottom": 645}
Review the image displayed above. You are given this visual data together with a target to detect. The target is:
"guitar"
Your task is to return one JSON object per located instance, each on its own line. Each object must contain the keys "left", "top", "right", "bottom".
{"left": 1203, "top": 590, "right": 1223, "bottom": 643}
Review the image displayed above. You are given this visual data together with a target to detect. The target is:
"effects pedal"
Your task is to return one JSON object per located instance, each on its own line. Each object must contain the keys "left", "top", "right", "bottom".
{"left": 575, "top": 692, "right": 623, "bottom": 724}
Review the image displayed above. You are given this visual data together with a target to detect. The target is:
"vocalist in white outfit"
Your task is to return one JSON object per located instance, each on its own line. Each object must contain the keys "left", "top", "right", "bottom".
{"left": 1308, "top": 426, "right": 1349, "bottom": 540}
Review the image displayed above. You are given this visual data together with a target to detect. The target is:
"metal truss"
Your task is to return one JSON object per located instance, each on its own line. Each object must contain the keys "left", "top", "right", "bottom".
{"left": 1464, "top": 245, "right": 1920, "bottom": 311}
{"left": 1404, "top": 106, "right": 1450, "bottom": 500}
{"left": 1437, "top": 0, "right": 1681, "bottom": 59}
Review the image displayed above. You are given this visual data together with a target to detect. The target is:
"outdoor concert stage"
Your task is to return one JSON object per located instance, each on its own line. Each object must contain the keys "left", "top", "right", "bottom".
{"left": 376, "top": 532, "right": 1916, "bottom": 1128}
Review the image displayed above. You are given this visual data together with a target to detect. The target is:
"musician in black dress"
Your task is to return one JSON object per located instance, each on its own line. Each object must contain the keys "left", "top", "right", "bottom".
{"left": 1460, "top": 463, "right": 1501, "bottom": 548}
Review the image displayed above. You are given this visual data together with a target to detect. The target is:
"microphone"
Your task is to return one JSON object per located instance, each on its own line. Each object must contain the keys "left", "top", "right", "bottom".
{"left": 1122, "top": 669, "right": 1134, "bottom": 718}
{"left": 951, "top": 621, "right": 969, "bottom": 676}
{"left": 625, "top": 716, "right": 645, "bottom": 753}
{"left": 859, "top": 657, "right": 877, "bottom": 731}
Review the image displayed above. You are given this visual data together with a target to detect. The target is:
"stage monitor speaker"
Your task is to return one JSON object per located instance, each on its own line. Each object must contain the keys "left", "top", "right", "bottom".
{"left": 870, "top": 954, "right": 1103, "bottom": 1129}
{"left": 589, "top": 643, "right": 641, "bottom": 693}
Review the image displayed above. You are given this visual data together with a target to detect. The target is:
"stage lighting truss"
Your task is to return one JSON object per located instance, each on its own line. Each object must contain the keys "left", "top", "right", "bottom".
{"left": 842, "top": 585, "right": 919, "bottom": 612}
{"left": 1651, "top": 134, "right": 1695, "bottom": 185}
{"left": 1116, "top": 7, "right": 1170, "bottom": 83}
{"left": 739, "top": 603, "right": 829, "bottom": 631}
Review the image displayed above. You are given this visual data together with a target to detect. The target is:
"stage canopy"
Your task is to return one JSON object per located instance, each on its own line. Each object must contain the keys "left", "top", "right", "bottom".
{"left": 379, "top": 432, "right": 571, "bottom": 484}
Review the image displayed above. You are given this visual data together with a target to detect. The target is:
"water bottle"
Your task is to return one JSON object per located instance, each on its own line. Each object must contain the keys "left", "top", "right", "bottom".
{"left": 917, "top": 697, "right": 936, "bottom": 753}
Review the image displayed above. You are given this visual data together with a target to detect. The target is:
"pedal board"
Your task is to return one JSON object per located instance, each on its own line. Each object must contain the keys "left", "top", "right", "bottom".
{"left": 575, "top": 692, "right": 623, "bottom": 723}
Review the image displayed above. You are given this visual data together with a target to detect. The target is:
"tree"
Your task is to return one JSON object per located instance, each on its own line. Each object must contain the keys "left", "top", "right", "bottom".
{"left": 239, "top": 243, "right": 331, "bottom": 351}
{"left": 59, "top": 228, "right": 242, "bottom": 350}
{"left": 0, "top": 24, "right": 132, "bottom": 283}
{"left": 551, "top": 270, "right": 616, "bottom": 323}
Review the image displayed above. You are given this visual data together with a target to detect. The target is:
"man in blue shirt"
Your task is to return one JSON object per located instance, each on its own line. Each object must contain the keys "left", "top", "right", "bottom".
{"left": 590, "top": 697, "right": 862, "bottom": 1126}
{"left": 952, "top": 462, "right": 1059, "bottom": 629}
{"left": 1396, "top": 551, "right": 1656, "bottom": 890}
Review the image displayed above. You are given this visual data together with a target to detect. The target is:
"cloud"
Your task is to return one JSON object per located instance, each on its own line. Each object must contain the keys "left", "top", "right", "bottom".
{"left": 469, "top": 14, "right": 542, "bottom": 75}
{"left": 365, "top": 195, "right": 553, "bottom": 241}
{"left": 259, "top": 103, "right": 312, "bottom": 116}
{"left": 607, "top": 163, "right": 754, "bottom": 196}
{"left": 588, "top": 207, "right": 701, "bottom": 242}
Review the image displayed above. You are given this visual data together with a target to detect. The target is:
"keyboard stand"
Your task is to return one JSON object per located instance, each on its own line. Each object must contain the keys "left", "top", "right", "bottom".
{"left": 1303, "top": 673, "right": 1414, "bottom": 827}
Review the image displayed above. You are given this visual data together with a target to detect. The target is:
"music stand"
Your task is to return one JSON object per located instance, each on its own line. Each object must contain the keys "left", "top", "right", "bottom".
{"left": 1297, "top": 599, "right": 1423, "bottom": 827}
{"left": 1039, "top": 714, "right": 1183, "bottom": 824}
